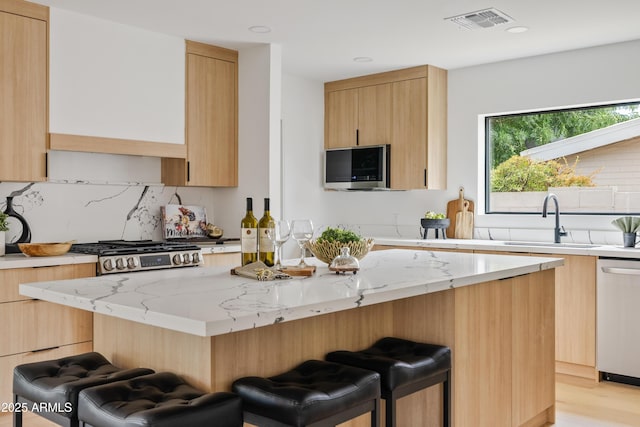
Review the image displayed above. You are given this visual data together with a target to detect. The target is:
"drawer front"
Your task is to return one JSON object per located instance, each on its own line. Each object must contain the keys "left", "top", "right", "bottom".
{"left": 0, "top": 300, "right": 93, "bottom": 357}
{"left": 0, "top": 341, "right": 93, "bottom": 412}
{"left": 203, "top": 252, "right": 240, "bottom": 267}
{"left": 0, "top": 264, "right": 95, "bottom": 303}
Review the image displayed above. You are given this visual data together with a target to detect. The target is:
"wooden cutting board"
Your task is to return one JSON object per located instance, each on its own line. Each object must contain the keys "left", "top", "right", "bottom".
{"left": 454, "top": 200, "right": 474, "bottom": 239}
{"left": 446, "top": 187, "right": 475, "bottom": 238}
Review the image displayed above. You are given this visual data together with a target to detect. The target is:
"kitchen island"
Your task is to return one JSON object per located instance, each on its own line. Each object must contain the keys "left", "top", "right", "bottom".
{"left": 20, "top": 249, "right": 562, "bottom": 427}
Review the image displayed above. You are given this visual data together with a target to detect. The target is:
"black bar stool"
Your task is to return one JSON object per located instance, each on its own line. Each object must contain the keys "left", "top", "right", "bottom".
{"left": 13, "top": 352, "right": 154, "bottom": 427}
{"left": 77, "top": 371, "right": 243, "bottom": 427}
{"left": 326, "top": 337, "right": 451, "bottom": 427}
{"left": 232, "top": 359, "right": 381, "bottom": 427}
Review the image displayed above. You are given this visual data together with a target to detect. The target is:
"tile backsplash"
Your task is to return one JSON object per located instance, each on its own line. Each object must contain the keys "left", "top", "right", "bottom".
{"left": 0, "top": 182, "right": 215, "bottom": 244}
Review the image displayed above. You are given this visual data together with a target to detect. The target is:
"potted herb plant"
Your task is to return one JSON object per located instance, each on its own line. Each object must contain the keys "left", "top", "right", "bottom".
{"left": 0, "top": 211, "right": 8, "bottom": 256}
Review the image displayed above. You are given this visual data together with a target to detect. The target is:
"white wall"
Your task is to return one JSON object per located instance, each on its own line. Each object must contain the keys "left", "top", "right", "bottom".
{"left": 211, "top": 44, "right": 283, "bottom": 238}
{"left": 49, "top": 8, "right": 185, "bottom": 144}
{"left": 449, "top": 38, "right": 640, "bottom": 243}
{"left": 281, "top": 39, "right": 640, "bottom": 245}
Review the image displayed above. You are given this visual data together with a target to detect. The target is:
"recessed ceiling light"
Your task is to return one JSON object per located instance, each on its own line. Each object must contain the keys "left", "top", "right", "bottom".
{"left": 353, "top": 57, "right": 373, "bottom": 63}
{"left": 249, "top": 25, "right": 271, "bottom": 34}
{"left": 506, "top": 26, "right": 529, "bottom": 34}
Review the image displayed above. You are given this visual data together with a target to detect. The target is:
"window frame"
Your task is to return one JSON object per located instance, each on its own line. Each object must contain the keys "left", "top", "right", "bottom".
{"left": 484, "top": 100, "right": 640, "bottom": 215}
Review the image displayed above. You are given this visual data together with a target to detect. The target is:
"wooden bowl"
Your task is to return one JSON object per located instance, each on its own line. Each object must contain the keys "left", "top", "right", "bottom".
{"left": 18, "top": 242, "right": 73, "bottom": 257}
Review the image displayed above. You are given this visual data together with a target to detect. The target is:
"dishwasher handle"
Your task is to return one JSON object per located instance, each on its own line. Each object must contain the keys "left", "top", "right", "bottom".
{"left": 601, "top": 266, "right": 640, "bottom": 275}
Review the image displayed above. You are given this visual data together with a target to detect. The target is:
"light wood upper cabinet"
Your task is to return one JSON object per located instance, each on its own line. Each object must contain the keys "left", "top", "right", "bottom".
{"left": 325, "top": 84, "right": 392, "bottom": 149}
{"left": 324, "top": 65, "right": 447, "bottom": 189}
{"left": 0, "top": 0, "right": 48, "bottom": 182}
{"left": 162, "top": 41, "right": 238, "bottom": 187}
{"left": 391, "top": 78, "right": 427, "bottom": 190}
{"left": 325, "top": 88, "right": 358, "bottom": 149}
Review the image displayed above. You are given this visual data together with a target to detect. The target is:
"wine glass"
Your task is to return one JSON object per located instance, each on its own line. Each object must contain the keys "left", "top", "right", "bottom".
{"left": 269, "top": 220, "right": 291, "bottom": 270}
{"left": 291, "top": 219, "right": 314, "bottom": 268}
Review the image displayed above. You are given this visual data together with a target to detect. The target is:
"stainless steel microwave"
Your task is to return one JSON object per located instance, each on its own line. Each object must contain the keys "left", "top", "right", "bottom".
{"left": 324, "top": 144, "right": 390, "bottom": 190}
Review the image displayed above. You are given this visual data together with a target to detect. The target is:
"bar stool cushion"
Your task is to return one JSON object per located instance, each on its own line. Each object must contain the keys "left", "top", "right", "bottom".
{"left": 232, "top": 359, "right": 380, "bottom": 426}
{"left": 78, "top": 372, "right": 242, "bottom": 427}
{"left": 326, "top": 337, "right": 451, "bottom": 392}
{"left": 13, "top": 351, "right": 154, "bottom": 419}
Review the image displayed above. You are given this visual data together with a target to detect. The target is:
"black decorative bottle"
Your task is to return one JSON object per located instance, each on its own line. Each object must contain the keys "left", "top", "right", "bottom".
{"left": 4, "top": 196, "right": 31, "bottom": 253}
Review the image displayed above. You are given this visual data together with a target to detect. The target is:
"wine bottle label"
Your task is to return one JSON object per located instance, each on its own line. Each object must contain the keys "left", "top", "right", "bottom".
{"left": 259, "top": 228, "right": 275, "bottom": 252}
{"left": 241, "top": 227, "right": 258, "bottom": 252}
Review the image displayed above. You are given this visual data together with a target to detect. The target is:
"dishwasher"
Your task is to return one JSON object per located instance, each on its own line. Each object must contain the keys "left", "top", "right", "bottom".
{"left": 597, "top": 257, "right": 640, "bottom": 386}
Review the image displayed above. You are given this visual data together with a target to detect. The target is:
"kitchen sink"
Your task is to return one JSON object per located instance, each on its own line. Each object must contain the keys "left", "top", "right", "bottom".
{"left": 502, "top": 241, "right": 600, "bottom": 249}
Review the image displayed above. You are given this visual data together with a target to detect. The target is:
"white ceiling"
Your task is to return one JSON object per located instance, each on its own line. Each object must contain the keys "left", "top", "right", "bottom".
{"left": 32, "top": 0, "right": 640, "bottom": 82}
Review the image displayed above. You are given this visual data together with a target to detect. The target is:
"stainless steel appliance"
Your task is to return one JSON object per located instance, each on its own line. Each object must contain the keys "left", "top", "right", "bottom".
{"left": 70, "top": 240, "right": 203, "bottom": 275}
{"left": 324, "top": 144, "right": 390, "bottom": 190}
{"left": 597, "top": 257, "right": 640, "bottom": 386}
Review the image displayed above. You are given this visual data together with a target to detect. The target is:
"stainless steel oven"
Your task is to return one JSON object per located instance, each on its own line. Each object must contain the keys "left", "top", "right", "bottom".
{"left": 70, "top": 240, "right": 203, "bottom": 275}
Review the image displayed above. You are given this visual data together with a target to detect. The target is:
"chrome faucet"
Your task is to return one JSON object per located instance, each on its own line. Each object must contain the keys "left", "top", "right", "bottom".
{"left": 542, "top": 193, "right": 568, "bottom": 243}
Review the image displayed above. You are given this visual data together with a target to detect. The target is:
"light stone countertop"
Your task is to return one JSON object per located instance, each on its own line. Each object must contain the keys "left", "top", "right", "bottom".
{"left": 375, "top": 237, "right": 640, "bottom": 259}
{"left": 0, "top": 252, "right": 97, "bottom": 269}
{"left": 20, "top": 249, "right": 563, "bottom": 337}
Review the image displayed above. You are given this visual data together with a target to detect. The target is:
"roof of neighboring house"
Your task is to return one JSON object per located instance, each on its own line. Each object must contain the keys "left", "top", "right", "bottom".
{"left": 521, "top": 117, "right": 640, "bottom": 161}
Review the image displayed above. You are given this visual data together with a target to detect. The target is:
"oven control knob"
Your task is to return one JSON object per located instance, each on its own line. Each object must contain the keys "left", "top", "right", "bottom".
{"left": 172, "top": 254, "right": 183, "bottom": 265}
{"left": 182, "top": 253, "right": 192, "bottom": 264}
{"left": 103, "top": 259, "right": 114, "bottom": 272}
{"left": 127, "top": 257, "right": 139, "bottom": 269}
{"left": 192, "top": 252, "right": 200, "bottom": 264}
{"left": 115, "top": 258, "right": 126, "bottom": 270}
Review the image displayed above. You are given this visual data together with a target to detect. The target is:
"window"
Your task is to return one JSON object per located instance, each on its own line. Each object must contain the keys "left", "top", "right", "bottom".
{"left": 485, "top": 101, "right": 640, "bottom": 214}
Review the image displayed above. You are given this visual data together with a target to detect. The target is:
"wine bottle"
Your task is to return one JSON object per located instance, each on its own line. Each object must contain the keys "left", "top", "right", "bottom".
{"left": 258, "top": 198, "right": 276, "bottom": 266}
{"left": 240, "top": 197, "right": 258, "bottom": 266}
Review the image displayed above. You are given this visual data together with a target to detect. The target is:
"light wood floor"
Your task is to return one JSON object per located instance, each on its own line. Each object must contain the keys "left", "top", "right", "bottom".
{"left": 1, "top": 374, "right": 638, "bottom": 426}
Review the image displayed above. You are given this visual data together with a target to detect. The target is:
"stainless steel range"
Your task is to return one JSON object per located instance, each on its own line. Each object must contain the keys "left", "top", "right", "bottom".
{"left": 70, "top": 240, "right": 203, "bottom": 275}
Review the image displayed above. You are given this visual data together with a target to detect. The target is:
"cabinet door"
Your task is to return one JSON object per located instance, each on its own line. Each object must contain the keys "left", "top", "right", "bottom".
{"left": 325, "top": 89, "right": 358, "bottom": 149}
{"left": 0, "top": 9, "right": 47, "bottom": 182}
{"left": 391, "top": 78, "right": 427, "bottom": 189}
{"left": 357, "top": 84, "right": 392, "bottom": 147}
{"left": 547, "top": 254, "right": 596, "bottom": 369}
{"left": 186, "top": 54, "right": 238, "bottom": 186}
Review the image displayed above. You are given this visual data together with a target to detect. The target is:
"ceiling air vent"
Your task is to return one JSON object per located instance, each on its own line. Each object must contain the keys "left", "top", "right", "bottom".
{"left": 446, "top": 8, "right": 514, "bottom": 30}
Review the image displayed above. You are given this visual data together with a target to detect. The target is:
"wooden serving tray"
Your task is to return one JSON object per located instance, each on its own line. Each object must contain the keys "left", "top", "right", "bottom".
{"left": 279, "top": 265, "right": 316, "bottom": 277}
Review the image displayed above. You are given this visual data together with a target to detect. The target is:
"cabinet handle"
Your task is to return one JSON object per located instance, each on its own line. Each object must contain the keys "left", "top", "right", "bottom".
{"left": 356, "top": 129, "right": 359, "bottom": 146}
{"left": 187, "top": 161, "right": 191, "bottom": 182}
{"left": 45, "top": 152, "right": 48, "bottom": 178}
{"left": 424, "top": 169, "right": 427, "bottom": 186}
{"left": 31, "top": 346, "right": 60, "bottom": 353}
{"left": 601, "top": 266, "right": 640, "bottom": 275}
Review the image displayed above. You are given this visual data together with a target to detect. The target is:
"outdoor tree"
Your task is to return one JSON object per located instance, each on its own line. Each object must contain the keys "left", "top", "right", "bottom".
{"left": 488, "top": 106, "right": 640, "bottom": 169}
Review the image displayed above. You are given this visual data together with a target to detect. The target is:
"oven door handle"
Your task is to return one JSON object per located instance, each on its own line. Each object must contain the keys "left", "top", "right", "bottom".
{"left": 601, "top": 266, "right": 640, "bottom": 275}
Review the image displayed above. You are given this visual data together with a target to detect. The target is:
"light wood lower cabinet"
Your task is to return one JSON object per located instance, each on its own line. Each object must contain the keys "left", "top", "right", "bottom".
{"left": 0, "top": 342, "right": 92, "bottom": 414}
{"left": 0, "top": 264, "right": 95, "bottom": 407}
{"left": 202, "top": 252, "right": 240, "bottom": 267}
{"left": 532, "top": 253, "right": 596, "bottom": 380}
{"left": 474, "top": 249, "right": 597, "bottom": 380}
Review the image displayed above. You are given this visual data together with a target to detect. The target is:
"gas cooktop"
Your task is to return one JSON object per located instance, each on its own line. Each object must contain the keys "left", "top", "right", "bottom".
{"left": 71, "top": 240, "right": 200, "bottom": 256}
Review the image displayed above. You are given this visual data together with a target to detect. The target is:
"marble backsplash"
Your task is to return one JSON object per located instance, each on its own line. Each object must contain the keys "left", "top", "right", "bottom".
{"left": 0, "top": 182, "right": 215, "bottom": 244}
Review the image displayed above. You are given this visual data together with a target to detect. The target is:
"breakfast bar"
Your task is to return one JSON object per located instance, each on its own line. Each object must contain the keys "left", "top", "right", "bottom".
{"left": 20, "top": 249, "right": 562, "bottom": 427}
